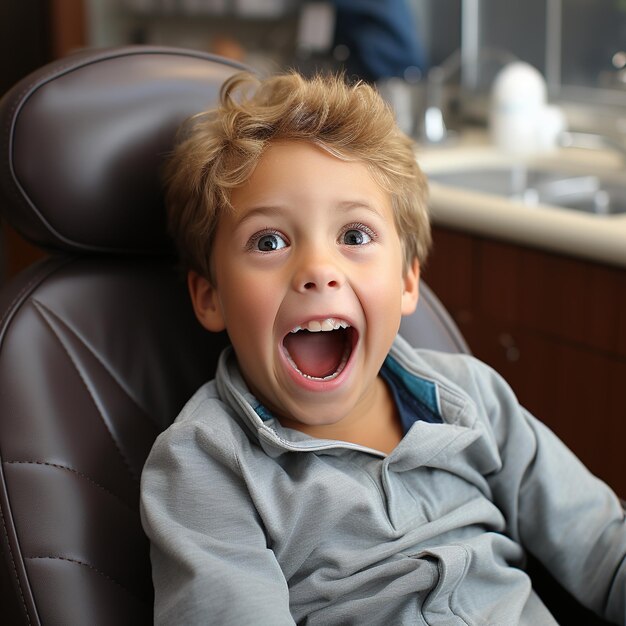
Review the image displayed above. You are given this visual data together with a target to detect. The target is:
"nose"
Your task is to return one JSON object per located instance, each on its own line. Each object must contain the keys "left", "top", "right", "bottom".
{"left": 291, "top": 248, "right": 344, "bottom": 294}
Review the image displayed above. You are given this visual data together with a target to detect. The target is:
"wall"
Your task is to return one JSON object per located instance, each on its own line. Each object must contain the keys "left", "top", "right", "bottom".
{"left": 0, "top": 0, "right": 87, "bottom": 283}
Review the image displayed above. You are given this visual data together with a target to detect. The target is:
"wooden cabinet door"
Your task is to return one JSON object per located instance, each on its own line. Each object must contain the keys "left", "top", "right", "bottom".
{"left": 426, "top": 226, "right": 626, "bottom": 497}
{"left": 470, "top": 320, "right": 625, "bottom": 496}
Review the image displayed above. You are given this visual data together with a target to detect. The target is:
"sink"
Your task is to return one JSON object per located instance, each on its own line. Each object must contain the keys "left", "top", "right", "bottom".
{"left": 428, "top": 165, "right": 626, "bottom": 216}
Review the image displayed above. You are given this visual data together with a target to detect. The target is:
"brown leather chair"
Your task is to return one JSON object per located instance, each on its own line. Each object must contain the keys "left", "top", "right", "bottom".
{"left": 0, "top": 46, "right": 611, "bottom": 625}
{"left": 0, "top": 46, "right": 240, "bottom": 625}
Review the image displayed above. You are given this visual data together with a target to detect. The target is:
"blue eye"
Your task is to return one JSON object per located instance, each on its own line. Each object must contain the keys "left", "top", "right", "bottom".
{"left": 256, "top": 232, "right": 287, "bottom": 252}
{"left": 343, "top": 228, "right": 372, "bottom": 246}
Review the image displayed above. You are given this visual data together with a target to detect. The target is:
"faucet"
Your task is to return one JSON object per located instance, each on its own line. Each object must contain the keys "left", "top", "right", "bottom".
{"left": 421, "top": 47, "right": 518, "bottom": 144}
{"left": 421, "top": 50, "right": 462, "bottom": 144}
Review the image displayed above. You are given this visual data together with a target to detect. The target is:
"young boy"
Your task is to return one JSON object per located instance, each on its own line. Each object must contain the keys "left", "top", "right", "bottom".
{"left": 140, "top": 71, "right": 626, "bottom": 625}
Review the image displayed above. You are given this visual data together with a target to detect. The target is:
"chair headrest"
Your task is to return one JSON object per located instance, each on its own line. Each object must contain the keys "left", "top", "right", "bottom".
{"left": 0, "top": 46, "right": 247, "bottom": 255}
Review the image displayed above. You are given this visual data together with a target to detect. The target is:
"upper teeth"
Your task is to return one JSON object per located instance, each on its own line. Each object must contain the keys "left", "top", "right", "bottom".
{"left": 290, "top": 318, "right": 351, "bottom": 333}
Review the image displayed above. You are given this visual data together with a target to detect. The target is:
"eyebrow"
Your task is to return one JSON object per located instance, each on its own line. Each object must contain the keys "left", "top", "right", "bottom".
{"left": 336, "top": 200, "right": 385, "bottom": 216}
{"left": 234, "top": 205, "right": 284, "bottom": 225}
{"left": 235, "top": 200, "right": 384, "bottom": 226}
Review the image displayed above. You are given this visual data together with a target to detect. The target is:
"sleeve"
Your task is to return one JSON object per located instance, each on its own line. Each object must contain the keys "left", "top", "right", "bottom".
{"left": 140, "top": 421, "right": 295, "bottom": 626}
{"left": 471, "top": 359, "right": 626, "bottom": 625}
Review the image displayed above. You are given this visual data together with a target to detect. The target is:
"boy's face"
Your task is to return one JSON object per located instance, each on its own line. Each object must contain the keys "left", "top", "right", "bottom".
{"left": 189, "top": 140, "right": 419, "bottom": 432}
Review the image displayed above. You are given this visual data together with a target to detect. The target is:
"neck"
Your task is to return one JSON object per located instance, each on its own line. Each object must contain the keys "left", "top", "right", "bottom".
{"left": 283, "top": 375, "right": 403, "bottom": 454}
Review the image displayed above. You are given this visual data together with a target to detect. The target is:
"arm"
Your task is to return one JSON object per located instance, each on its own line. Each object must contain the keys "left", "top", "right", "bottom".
{"left": 473, "top": 361, "right": 626, "bottom": 624}
{"left": 512, "top": 411, "right": 625, "bottom": 623}
{"left": 140, "top": 420, "right": 295, "bottom": 626}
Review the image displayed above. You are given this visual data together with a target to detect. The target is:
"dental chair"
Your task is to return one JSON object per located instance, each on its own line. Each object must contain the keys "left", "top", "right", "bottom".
{"left": 0, "top": 46, "right": 610, "bottom": 625}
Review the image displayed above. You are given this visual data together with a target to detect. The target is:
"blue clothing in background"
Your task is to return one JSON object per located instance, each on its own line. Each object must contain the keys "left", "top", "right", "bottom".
{"left": 331, "top": 0, "right": 427, "bottom": 81}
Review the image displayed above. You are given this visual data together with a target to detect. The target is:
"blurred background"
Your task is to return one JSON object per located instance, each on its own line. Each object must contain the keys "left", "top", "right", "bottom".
{"left": 2, "top": 0, "right": 626, "bottom": 281}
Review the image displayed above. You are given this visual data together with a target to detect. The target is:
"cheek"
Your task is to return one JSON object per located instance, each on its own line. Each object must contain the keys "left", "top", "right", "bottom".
{"left": 359, "top": 273, "right": 404, "bottom": 317}
{"left": 365, "top": 247, "right": 405, "bottom": 290}
{"left": 219, "top": 274, "right": 281, "bottom": 350}
{"left": 358, "top": 256, "right": 406, "bottom": 323}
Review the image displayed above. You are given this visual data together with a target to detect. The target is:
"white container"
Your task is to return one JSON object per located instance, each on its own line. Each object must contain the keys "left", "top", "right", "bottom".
{"left": 490, "top": 62, "right": 548, "bottom": 155}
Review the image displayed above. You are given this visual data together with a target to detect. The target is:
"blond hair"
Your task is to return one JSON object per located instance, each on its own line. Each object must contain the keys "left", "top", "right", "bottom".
{"left": 165, "top": 71, "right": 430, "bottom": 278}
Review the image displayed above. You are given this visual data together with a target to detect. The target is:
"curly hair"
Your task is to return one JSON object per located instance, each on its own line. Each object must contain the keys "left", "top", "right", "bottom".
{"left": 164, "top": 70, "right": 430, "bottom": 279}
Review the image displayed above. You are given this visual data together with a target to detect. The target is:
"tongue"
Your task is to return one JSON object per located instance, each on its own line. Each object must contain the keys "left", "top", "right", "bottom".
{"left": 283, "top": 330, "right": 346, "bottom": 378}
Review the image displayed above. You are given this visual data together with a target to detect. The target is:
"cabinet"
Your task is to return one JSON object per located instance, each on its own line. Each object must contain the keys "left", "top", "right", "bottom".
{"left": 424, "top": 225, "right": 626, "bottom": 497}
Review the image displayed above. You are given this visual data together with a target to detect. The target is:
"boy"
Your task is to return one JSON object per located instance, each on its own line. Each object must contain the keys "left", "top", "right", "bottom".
{"left": 140, "top": 71, "right": 626, "bottom": 625}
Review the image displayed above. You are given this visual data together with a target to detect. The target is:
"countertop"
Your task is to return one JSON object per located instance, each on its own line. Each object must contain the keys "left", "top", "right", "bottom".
{"left": 415, "top": 132, "right": 626, "bottom": 268}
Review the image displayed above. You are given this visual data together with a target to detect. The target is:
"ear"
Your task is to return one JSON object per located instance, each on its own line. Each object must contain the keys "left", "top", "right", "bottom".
{"left": 401, "top": 258, "right": 420, "bottom": 316}
{"left": 187, "top": 270, "right": 226, "bottom": 332}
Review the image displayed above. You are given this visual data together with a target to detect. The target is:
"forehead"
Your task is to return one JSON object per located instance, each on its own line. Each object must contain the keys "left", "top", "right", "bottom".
{"left": 229, "top": 140, "right": 391, "bottom": 212}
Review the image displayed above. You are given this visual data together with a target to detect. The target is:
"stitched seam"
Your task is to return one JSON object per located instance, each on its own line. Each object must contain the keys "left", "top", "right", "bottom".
{"left": 25, "top": 555, "right": 140, "bottom": 600}
{"left": 30, "top": 301, "right": 139, "bottom": 483}
{"left": 4, "top": 461, "right": 134, "bottom": 513}
{"left": 0, "top": 497, "right": 31, "bottom": 624}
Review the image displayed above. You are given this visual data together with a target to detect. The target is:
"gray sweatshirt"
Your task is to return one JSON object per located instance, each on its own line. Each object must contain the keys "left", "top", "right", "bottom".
{"left": 140, "top": 335, "right": 626, "bottom": 625}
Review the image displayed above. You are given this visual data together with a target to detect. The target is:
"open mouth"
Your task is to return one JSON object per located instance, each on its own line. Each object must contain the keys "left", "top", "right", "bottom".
{"left": 282, "top": 318, "right": 355, "bottom": 381}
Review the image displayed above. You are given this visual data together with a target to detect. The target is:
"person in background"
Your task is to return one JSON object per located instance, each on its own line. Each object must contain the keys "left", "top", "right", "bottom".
{"left": 330, "top": 0, "right": 427, "bottom": 82}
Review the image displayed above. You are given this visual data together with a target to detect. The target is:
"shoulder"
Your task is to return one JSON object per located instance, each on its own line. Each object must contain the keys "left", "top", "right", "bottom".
{"left": 393, "top": 339, "right": 526, "bottom": 444}
{"left": 416, "top": 349, "right": 515, "bottom": 403}
{"left": 144, "top": 380, "right": 249, "bottom": 475}
{"left": 392, "top": 334, "right": 520, "bottom": 414}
